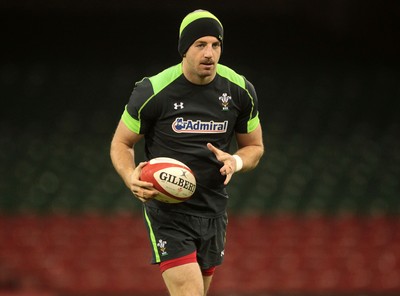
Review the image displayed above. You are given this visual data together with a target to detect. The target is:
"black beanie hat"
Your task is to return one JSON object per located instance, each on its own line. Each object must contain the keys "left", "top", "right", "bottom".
{"left": 178, "top": 10, "right": 224, "bottom": 57}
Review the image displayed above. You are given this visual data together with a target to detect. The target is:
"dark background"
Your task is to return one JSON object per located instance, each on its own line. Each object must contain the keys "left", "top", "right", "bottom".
{"left": 3, "top": 0, "right": 399, "bottom": 122}
{"left": 1, "top": 1, "right": 400, "bottom": 295}
{"left": 1, "top": 0, "right": 399, "bottom": 213}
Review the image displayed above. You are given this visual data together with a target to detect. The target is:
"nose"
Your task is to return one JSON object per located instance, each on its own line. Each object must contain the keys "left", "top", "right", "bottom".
{"left": 204, "top": 44, "right": 213, "bottom": 57}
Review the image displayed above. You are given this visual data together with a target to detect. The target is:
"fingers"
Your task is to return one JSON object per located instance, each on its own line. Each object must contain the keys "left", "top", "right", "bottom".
{"left": 207, "top": 142, "right": 222, "bottom": 158}
{"left": 208, "top": 143, "right": 235, "bottom": 185}
{"left": 134, "top": 161, "right": 148, "bottom": 180}
{"left": 131, "top": 186, "right": 159, "bottom": 202}
{"left": 130, "top": 161, "right": 158, "bottom": 202}
{"left": 224, "top": 174, "right": 232, "bottom": 185}
{"left": 207, "top": 143, "right": 228, "bottom": 163}
{"left": 220, "top": 163, "right": 234, "bottom": 185}
{"left": 207, "top": 142, "right": 217, "bottom": 152}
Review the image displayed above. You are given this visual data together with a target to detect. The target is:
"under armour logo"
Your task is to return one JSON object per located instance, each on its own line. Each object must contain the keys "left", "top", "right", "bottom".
{"left": 174, "top": 102, "right": 184, "bottom": 110}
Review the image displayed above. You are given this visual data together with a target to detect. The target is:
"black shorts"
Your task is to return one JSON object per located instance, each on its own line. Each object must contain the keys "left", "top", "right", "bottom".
{"left": 143, "top": 205, "right": 228, "bottom": 270}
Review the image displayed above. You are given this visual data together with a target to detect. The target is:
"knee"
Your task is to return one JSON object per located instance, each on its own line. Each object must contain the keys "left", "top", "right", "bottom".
{"left": 162, "top": 262, "right": 204, "bottom": 296}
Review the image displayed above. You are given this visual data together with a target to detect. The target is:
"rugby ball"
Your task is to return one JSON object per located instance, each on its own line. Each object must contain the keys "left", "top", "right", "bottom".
{"left": 140, "top": 157, "right": 196, "bottom": 203}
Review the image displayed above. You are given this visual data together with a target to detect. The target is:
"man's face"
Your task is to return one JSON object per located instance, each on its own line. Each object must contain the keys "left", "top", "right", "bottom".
{"left": 183, "top": 36, "right": 221, "bottom": 84}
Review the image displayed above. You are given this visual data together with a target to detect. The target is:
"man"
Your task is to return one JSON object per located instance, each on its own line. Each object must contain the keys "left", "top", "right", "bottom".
{"left": 110, "top": 9, "right": 264, "bottom": 296}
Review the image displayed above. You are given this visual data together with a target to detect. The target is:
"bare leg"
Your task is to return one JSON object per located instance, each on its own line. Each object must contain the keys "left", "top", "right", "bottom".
{"left": 203, "top": 275, "right": 214, "bottom": 296}
{"left": 162, "top": 262, "right": 204, "bottom": 296}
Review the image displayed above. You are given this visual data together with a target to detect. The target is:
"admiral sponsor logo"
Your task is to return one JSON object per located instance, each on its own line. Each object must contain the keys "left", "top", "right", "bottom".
{"left": 172, "top": 117, "right": 228, "bottom": 133}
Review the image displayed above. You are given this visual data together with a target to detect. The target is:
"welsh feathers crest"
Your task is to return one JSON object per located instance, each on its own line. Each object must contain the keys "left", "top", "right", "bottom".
{"left": 219, "top": 93, "right": 231, "bottom": 111}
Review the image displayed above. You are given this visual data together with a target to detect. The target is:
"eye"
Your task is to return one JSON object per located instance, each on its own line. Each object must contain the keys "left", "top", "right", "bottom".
{"left": 212, "top": 43, "right": 221, "bottom": 49}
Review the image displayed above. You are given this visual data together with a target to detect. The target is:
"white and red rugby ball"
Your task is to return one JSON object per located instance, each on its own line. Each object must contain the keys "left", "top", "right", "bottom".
{"left": 140, "top": 157, "right": 196, "bottom": 203}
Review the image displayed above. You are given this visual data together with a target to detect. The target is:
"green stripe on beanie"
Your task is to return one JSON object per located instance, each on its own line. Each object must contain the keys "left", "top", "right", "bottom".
{"left": 178, "top": 9, "right": 224, "bottom": 57}
{"left": 179, "top": 10, "right": 222, "bottom": 35}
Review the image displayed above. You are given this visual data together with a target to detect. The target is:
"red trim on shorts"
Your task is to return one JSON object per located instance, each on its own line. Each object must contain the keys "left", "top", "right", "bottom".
{"left": 201, "top": 266, "right": 216, "bottom": 276}
{"left": 159, "top": 251, "right": 197, "bottom": 273}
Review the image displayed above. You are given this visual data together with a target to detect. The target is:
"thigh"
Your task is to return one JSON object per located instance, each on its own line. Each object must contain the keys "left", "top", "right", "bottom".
{"left": 162, "top": 262, "right": 204, "bottom": 296}
{"left": 197, "top": 212, "right": 228, "bottom": 269}
{"left": 143, "top": 206, "right": 197, "bottom": 264}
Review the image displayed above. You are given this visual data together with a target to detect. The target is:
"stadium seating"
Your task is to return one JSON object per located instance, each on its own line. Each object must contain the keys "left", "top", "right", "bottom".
{"left": 1, "top": 214, "right": 400, "bottom": 295}
{"left": 1, "top": 60, "right": 399, "bottom": 295}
